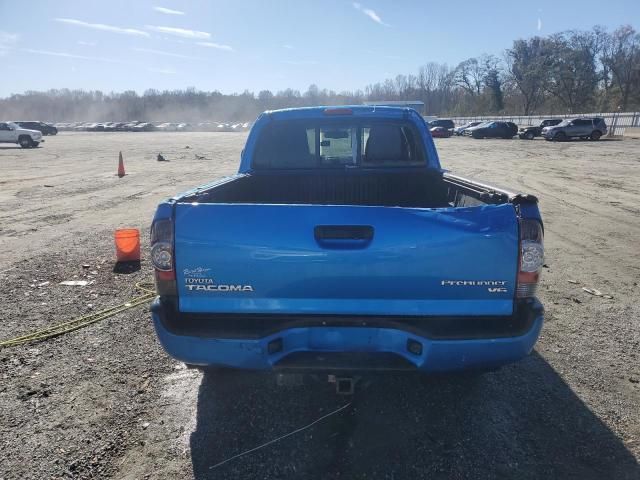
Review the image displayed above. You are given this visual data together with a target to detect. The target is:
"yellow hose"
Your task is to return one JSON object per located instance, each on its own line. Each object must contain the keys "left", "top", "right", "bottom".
{"left": 0, "top": 282, "right": 156, "bottom": 348}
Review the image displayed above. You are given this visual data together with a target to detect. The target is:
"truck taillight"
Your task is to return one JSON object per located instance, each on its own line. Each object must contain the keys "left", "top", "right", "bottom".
{"left": 151, "top": 218, "right": 176, "bottom": 296}
{"left": 517, "top": 219, "right": 544, "bottom": 298}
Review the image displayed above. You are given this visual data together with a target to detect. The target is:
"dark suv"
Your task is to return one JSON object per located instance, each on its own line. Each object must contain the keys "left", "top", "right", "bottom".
{"left": 429, "top": 119, "right": 455, "bottom": 130}
{"left": 13, "top": 121, "right": 58, "bottom": 136}
{"left": 518, "top": 119, "right": 562, "bottom": 140}
{"left": 542, "top": 118, "right": 608, "bottom": 141}
{"left": 465, "top": 121, "right": 518, "bottom": 139}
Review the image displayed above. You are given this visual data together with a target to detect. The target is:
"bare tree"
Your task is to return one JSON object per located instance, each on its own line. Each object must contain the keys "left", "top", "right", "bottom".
{"left": 602, "top": 25, "right": 640, "bottom": 110}
{"left": 394, "top": 75, "right": 409, "bottom": 99}
{"left": 303, "top": 84, "right": 320, "bottom": 105}
{"left": 506, "top": 37, "right": 553, "bottom": 115}
{"left": 436, "top": 64, "right": 456, "bottom": 114}
{"left": 454, "top": 58, "right": 483, "bottom": 96}
{"left": 257, "top": 90, "right": 274, "bottom": 110}
{"left": 417, "top": 63, "right": 440, "bottom": 112}
{"left": 546, "top": 31, "right": 599, "bottom": 113}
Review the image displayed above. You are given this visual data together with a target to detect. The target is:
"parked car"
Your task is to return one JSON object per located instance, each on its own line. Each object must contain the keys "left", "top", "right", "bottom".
{"left": 429, "top": 119, "right": 455, "bottom": 131}
{"left": 57, "top": 122, "right": 78, "bottom": 131}
{"left": 465, "top": 121, "right": 518, "bottom": 139}
{"left": 121, "top": 122, "right": 140, "bottom": 131}
{"left": 131, "top": 122, "right": 156, "bottom": 132}
{"left": 85, "top": 123, "right": 105, "bottom": 132}
{"left": 150, "top": 106, "right": 545, "bottom": 379}
{"left": 0, "top": 122, "right": 44, "bottom": 147}
{"left": 518, "top": 119, "right": 562, "bottom": 140}
{"left": 542, "top": 117, "right": 608, "bottom": 141}
{"left": 157, "top": 123, "right": 177, "bottom": 132}
{"left": 197, "top": 122, "right": 216, "bottom": 131}
{"left": 453, "top": 121, "right": 483, "bottom": 136}
{"left": 13, "top": 121, "right": 58, "bottom": 136}
{"left": 430, "top": 126, "right": 452, "bottom": 138}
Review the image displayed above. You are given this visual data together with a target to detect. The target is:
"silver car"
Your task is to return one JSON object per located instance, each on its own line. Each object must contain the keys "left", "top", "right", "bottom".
{"left": 542, "top": 117, "right": 608, "bottom": 141}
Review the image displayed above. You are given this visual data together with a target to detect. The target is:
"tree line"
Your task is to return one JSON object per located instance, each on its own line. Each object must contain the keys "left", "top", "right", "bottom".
{"left": 1, "top": 24, "right": 638, "bottom": 122}
{"left": 367, "top": 24, "right": 639, "bottom": 115}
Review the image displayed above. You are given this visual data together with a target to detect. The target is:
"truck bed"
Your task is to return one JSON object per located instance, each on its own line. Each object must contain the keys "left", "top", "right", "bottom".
{"left": 180, "top": 171, "right": 511, "bottom": 208}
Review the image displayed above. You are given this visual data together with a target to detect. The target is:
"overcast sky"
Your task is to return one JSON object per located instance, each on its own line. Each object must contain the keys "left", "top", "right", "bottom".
{"left": 0, "top": 0, "right": 638, "bottom": 97}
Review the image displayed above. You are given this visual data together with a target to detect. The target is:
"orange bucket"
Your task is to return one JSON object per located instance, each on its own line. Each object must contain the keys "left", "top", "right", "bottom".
{"left": 115, "top": 228, "right": 141, "bottom": 262}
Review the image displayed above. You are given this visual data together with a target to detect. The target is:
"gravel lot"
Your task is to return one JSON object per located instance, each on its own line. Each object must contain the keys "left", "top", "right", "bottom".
{"left": 0, "top": 132, "right": 638, "bottom": 479}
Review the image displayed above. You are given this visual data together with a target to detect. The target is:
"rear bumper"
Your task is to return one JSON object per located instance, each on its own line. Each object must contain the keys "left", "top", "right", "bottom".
{"left": 151, "top": 299, "right": 544, "bottom": 373}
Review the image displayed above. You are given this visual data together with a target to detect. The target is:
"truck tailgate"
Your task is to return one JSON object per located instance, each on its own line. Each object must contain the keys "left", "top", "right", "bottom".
{"left": 174, "top": 203, "right": 518, "bottom": 316}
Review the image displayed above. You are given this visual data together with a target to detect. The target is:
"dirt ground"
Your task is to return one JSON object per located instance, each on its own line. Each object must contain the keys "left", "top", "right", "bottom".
{"left": 0, "top": 132, "right": 638, "bottom": 479}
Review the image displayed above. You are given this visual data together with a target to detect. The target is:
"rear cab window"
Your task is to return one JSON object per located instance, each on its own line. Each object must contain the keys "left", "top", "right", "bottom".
{"left": 253, "top": 119, "right": 427, "bottom": 169}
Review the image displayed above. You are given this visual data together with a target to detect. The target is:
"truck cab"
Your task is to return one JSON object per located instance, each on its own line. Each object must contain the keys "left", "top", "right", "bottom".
{"left": 150, "top": 106, "right": 544, "bottom": 374}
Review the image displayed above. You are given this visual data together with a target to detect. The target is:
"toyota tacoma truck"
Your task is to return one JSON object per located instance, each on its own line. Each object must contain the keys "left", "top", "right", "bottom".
{"left": 0, "top": 122, "right": 44, "bottom": 148}
{"left": 150, "top": 106, "right": 544, "bottom": 374}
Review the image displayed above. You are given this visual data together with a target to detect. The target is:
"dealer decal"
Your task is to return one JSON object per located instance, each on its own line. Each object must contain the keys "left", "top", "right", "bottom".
{"left": 441, "top": 280, "right": 508, "bottom": 293}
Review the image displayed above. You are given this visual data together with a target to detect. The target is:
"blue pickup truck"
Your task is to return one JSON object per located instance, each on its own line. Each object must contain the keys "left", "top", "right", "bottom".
{"left": 150, "top": 106, "right": 544, "bottom": 375}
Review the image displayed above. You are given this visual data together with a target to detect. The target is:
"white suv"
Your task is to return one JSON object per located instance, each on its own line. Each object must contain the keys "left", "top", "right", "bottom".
{"left": 0, "top": 122, "right": 44, "bottom": 148}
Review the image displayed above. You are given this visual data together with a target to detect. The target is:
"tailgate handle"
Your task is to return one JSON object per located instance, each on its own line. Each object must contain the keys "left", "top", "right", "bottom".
{"left": 314, "top": 225, "right": 374, "bottom": 243}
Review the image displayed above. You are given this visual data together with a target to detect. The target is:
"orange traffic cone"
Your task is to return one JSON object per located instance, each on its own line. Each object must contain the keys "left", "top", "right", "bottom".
{"left": 117, "top": 151, "right": 125, "bottom": 178}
